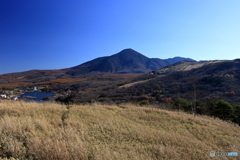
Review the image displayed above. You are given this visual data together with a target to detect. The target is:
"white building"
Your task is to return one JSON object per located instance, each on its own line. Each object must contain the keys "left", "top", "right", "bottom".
{"left": 66, "top": 89, "right": 72, "bottom": 93}
{"left": 0, "top": 94, "right": 7, "bottom": 99}
{"left": 11, "top": 96, "right": 18, "bottom": 101}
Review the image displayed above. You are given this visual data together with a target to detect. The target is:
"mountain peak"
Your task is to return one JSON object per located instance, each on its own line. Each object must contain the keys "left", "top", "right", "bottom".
{"left": 114, "top": 48, "right": 148, "bottom": 60}
{"left": 116, "top": 48, "right": 141, "bottom": 55}
{"left": 119, "top": 48, "right": 136, "bottom": 52}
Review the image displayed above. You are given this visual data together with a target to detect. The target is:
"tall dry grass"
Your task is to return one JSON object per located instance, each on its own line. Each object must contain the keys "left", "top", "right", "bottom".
{"left": 0, "top": 100, "right": 239, "bottom": 160}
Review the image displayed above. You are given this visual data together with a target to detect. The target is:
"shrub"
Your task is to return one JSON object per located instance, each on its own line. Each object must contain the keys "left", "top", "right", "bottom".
{"left": 173, "top": 98, "right": 191, "bottom": 111}
{"left": 138, "top": 100, "right": 149, "bottom": 106}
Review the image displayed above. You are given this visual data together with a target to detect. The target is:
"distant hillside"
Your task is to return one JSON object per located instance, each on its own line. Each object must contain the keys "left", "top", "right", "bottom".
{"left": 0, "top": 69, "right": 66, "bottom": 87}
{"left": 111, "top": 59, "right": 240, "bottom": 103}
{"left": 57, "top": 59, "right": 240, "bottom": 105}
{"left": 158, "top": 60, "right": 209, "bottom": 72}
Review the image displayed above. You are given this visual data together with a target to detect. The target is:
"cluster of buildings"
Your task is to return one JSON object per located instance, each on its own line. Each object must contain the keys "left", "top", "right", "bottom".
{"left": 0, "top": 94, "right": 18, "bottom": 100}
{"left": 0, "top": 86, "right": 44, "bottom": 101}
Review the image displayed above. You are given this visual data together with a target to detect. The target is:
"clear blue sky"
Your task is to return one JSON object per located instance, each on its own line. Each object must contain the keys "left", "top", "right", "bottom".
{"left": 1, "top": 0, "right": 239, "bottom": 74}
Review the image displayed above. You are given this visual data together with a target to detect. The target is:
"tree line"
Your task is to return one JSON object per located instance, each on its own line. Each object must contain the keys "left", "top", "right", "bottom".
{"left": 171, "top": 98, "right": 240, "bottom": 125}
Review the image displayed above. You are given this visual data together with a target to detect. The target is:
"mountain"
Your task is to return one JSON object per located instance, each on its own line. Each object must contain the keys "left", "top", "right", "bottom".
{"left": 66, "top": 49, "right": 163, "bottom": 75}
{"left": 65, "top": 48, "right": 195, "bottom": 76}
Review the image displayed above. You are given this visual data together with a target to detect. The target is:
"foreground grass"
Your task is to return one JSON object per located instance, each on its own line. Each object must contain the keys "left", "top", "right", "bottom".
{"left": 0, "top": 101, "right": 239, "bottom": 160}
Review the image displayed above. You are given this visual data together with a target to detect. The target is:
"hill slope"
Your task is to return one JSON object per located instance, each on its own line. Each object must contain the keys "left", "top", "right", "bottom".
{"left": 111, "top": 59, "right": 240, "bottom": 103}
{"left": 0, "top": 101, "right": 239, "bottom": 160}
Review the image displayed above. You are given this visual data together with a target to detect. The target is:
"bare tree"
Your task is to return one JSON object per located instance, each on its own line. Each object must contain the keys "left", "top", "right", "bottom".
{"left": 192, "top": 83, "right": 197, "bottom": 118}
{"left": 176, "top": 82, "right": 181, "bottom": 111}
{"left": 190, "top": 76, "right": 199, "bottom": 118}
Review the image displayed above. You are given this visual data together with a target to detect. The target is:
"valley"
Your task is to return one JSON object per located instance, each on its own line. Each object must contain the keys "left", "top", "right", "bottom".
{"left": 1, "top": 50, "right": 240, "bottom": 126}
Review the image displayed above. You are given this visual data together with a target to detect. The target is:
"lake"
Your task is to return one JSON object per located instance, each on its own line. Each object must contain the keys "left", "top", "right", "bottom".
{"left": 19, "top": 92, "right": 55, "bottom": 102}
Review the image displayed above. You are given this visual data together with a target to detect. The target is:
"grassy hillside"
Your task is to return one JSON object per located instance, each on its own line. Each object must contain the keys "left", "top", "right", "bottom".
{"left": 0, "top": 101, "right": 239, "bottom": 160}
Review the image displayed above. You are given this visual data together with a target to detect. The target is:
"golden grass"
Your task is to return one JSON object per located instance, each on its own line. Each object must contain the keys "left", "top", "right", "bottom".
{"left": 119, "top": 79, "right": 151, "bottom": 88}
{"left": 0, "top": 101, "right": 239, "bottom": 160}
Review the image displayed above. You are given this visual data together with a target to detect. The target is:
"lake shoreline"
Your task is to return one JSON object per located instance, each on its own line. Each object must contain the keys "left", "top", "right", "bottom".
{"left": 19, "top": 92, "right": 56, "bottom": 102}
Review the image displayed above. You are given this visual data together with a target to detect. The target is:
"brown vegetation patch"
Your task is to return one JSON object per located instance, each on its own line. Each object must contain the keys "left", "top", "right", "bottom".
{"left": 35, "top": 77, "right": 88, "bottom": 85}
{"left": 0, "top": 82, "right": 32, "bottom": 89}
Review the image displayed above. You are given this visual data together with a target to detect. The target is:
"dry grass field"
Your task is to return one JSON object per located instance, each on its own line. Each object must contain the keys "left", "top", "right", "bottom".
{"left": 0, "top": 100, "right": 239, "bottom": 160}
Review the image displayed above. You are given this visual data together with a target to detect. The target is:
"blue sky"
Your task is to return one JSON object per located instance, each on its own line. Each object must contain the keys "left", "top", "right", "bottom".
{"left": 0, "top": 0, "right": 240, "bottom": 74}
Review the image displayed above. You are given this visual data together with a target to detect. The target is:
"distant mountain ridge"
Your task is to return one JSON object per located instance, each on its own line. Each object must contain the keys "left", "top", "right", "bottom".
{"left": 66, "top": 48, "right": 196, "bottom": 76}
{"left": 164, "top": 57, "right": 196, "bottom": 65}
{"left": 0, "top": 48, "right": 196, "bottom": 84}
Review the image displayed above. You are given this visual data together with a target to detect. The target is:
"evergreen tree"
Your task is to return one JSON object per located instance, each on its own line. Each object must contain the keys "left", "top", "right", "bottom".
{"left": 233, "top": 104, "right": 240, "bottom": 125}
{"left": 212, "top": 100, "right": 234, "bottom": 121}
{"left": 173, "top": 98, "right": 191, "bottom": 112}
